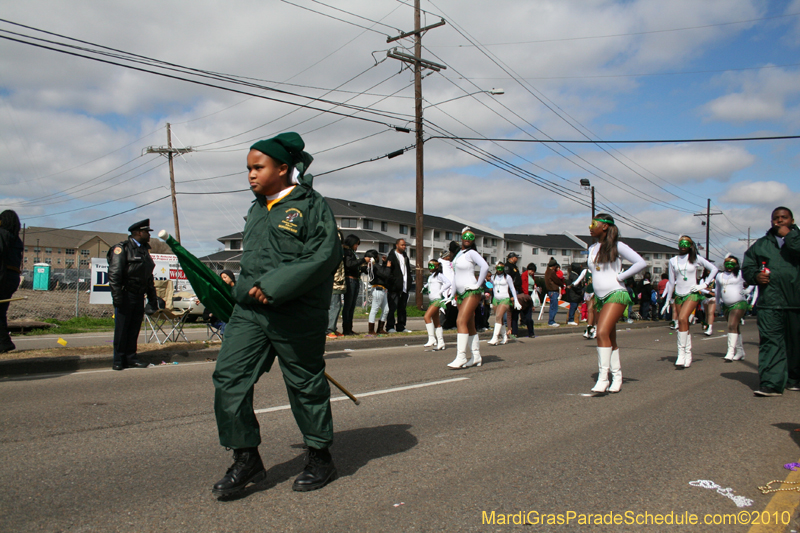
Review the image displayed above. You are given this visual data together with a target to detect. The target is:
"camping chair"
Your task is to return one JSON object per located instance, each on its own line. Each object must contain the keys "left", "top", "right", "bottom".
{"left": 143, "top": 280, "right": 190, "bottom": 344}
{"left": 206, "top": 320, "right": 224, "bottom": 342}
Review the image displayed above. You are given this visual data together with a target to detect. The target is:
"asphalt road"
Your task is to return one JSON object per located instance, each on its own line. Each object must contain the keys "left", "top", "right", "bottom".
{"left": 2, "top": 323, "right": 798, "bottom": 532}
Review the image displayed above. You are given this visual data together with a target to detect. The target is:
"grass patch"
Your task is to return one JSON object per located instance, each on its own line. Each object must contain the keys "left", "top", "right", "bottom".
{"left": 25, "top": 317, "right": 116, "bottom": 336}
{"left": 353, "top": 305, "right": 426, "bottom": 319}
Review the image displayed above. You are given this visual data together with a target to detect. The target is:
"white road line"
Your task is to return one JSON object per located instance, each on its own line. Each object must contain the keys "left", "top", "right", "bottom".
{"left": 253, "top": 377, "right": 470, "bottom": 414}
{"left": 0, "top": 360, "right": 216, "bottom": 381}
{"left": 700, "top": 335, "right": 727, "bottom": 341}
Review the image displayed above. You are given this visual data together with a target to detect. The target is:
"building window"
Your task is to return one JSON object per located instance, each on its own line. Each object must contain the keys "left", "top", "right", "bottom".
{"left": 341, "top": 218, "right": 357, "bottom": 228}
{"left": 491, "top": 238, "right": 497, "bottom": 246}
{"left": 653, "top": 267, "right": 662, "bottom": 274}
{"left": 409, "top": 248, "right": 416, "bottom": 259}
{"left": 45, "top": 248, "right": 52, "bottom": 254}
{"left": 363, "top": 219, "right": 373, "bottom": 230}
{"left": 80, "top": 259, "right": 89, "bottom": 266}
{"left": 434, "top": 231, "right": 441, "bottom": 240}
{"left": 24, "top": 247, "right": 28, "bottom": 253}
{"left": 80, "top": 249, "right": 90, "bottom": 257}
{"left": 410, "top": 227, "right": 416, "bottom": 237}
{"left": 379, "top": 243, "right": 390, "bottom": 254}
{"left": 491, "top": 256, "right": 496, "bottom": 264}
{"left": 23, "top": 257, "right": 28, "bottom": 263}
{"left": 66, "top": 259, "right": 74, "bottom": 266}
{"left": 445, "top": 231, "right": 453, "bottom": 240}
{"left": 562, "top": 249, "right": 571, "bottom": 256}
{"left": 45, "top": 258, "right": 52, "bottom": 264}
{"left": 548, "top": 249, "right": 556, "bottom": 255}
{"left": 541, "top": 263, "right": 548, "bottom": 267}
{"left": 34, "top": 257, "right": 40, "bottom": 263}
{"left": 399, "top": 225, "right": 408, "bottom": 235}
{"left": 57, "top": 259, "right": 61, "bottom": 265}
{"left": 34, "top": 247, "right": 41, "bottom": 253}
{"left": 381, "top": 221, "right": 388, "bottom": 232}
{"left": 654, "top": 253, "right": 662, "bottom": 259}
{"left": 230, "top": 240, "right": 241, "bottom": 250}
{"left": 643, "top": 254, "right": 651, "bottom": 260}
{"left": 66, "top": 248, "right": 75, "bottom": 255}
{"left": 531, "top": 248, "right": 538, "bottom": 255}
{"left": 57, "top": 249, "right": 61, "bottom": 254}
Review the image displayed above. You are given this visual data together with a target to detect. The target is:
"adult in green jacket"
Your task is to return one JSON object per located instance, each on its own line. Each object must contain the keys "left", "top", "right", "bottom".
{"left": 211, "top": 132, "right": 343, "bottom": 497}
{"left": 742, "top": 206, "right": 800, "bottom": 396}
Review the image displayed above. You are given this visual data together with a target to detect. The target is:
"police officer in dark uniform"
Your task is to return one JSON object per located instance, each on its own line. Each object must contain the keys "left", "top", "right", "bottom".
{"left": 505, "top": 252, "right": 524, "bottom": 337}
{"left": 108, "top": 219, "right": 157, "bottom": 370}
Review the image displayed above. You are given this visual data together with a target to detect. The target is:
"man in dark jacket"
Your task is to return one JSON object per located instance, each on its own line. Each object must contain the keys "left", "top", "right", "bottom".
{"left": 386, "top": 238, "right": 411, "bottom": 333}
{"left": 544, "top": 258, "right": 565, "bottom": 326}
{"left": 564, "top": 262, "right": 585, "bottom": 325}
{"left": 0, "top": 210, "right": 23, "bottom": 354}
{"left": 505, "top": 252, "right": 524, "bottom": 336}
{"left": 107, "top": 219, "right": 157, "bottom": 370}
{"left": 742, "top": 206, "right": 800, "bottom": 397}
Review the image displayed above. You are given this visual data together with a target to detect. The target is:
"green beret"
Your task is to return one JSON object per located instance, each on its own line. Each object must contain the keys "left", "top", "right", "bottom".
{"left": 250, "top": 132, "right": 306, "bottom": 167}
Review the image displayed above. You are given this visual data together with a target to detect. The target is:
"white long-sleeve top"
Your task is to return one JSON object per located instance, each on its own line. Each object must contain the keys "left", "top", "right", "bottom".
{"left": 491, "top": 273, "right": 518, "bottom": 302}
{"left": 587, "top": 241, "right": 647, "bottom": 299}
{"left": 572, "top": 268, "right": 588, "bottom": 286}
{"left": 424, "top": 272, "right": 451, "bottom": 301}
{"left": 714, "top": 271, "right": 753, "bottom": 307}
{"left": 439, "top": 258, "right": 454, "bottom": 283}
{"left": 452, "top": 249, "right": 489, "bottom": 294}
{"left": 664, "top": 254, "right": 718, "bottom": 300}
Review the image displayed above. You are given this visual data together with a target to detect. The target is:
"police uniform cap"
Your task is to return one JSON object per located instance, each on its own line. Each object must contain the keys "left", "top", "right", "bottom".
{"left": 128, "top": 219, "right": 153, "bottom": 232}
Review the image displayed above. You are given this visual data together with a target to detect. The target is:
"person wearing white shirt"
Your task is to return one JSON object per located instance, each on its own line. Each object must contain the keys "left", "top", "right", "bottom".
{"left": 715, "top": 255, "right": 754, "bottom": 361}
{"left": 488, "top": 262, "right": 521, "bottom": 345}
{"left": 586, "top": 214, "right": 647, "bottom": 393}
{"left": 661, "top": 236, "right": 718, "bottom": 368}
{"left": 422, "top": 260, "right": 451, "bottom": 350}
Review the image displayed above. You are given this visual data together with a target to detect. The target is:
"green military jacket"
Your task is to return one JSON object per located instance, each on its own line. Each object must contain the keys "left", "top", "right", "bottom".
{"left": 742, "top": 224, "right": 800, "bottom": 309}
{"left": 235, "top": 174, "right": 342, "bottom": 311}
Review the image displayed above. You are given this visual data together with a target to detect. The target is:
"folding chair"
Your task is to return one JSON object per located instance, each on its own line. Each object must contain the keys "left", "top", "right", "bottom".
{"left": 144, "top": 280, "right": 190, "bottom": 344}
{"left": 206, "top": 320, "right": 223, "bottom": 342}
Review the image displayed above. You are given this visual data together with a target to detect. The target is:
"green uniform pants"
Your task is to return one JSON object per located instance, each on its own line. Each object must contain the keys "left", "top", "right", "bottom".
{"left": 213, "top": 304, "right": 332, "bottom": 450}
{"left": 756, "top": 308, "right": 800, "bottom": 392}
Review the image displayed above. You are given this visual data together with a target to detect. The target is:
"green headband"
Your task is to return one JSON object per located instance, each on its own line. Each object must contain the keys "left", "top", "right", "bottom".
{"left": 462, "top": 231, "right": 475, "bottom": 241}
{"left": 592, "top": 218, "right": 615, "bottom": 225}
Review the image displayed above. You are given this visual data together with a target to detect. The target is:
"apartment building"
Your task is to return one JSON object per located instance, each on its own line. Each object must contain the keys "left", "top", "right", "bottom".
{"left": 20, "top": 227, "right": 129, "bottom": 269}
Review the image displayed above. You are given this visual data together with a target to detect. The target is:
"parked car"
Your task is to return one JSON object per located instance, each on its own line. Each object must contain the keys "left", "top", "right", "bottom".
{"left": 171, "top": 291, "right": 205, "bottom": 322}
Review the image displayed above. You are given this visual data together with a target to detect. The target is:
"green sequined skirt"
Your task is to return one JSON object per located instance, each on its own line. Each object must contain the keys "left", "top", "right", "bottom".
{"left": 594, "top": 289, "right": 632, "bottom": 312}
{"left": 492, "top": 297, "right": 511, "bottom": 306}
{"left": 430, "top": 298, "right": 447, "bottom": 309}
{"left": 723, "top": 300, "right": 750, "bottom": 316}
{"left": 456, "top": 289, "right": 483, "bottom": 304}
{"left": 675, "top": 293, "right": 705, "bottom": 306}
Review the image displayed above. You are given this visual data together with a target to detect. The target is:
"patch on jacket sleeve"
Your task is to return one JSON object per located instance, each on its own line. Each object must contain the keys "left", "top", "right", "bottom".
{"left": 278, "top": 208, "right": 303, "bottom": 234}
{"left": 113, "top": 247, "right": 122, "bottom": 254}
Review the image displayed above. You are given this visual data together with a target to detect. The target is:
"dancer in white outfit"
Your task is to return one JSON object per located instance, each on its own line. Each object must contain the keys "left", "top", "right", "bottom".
{"left": 662, "top": 236, "right": 718, "bottom": 368}
{"left": 586, "top": 214, "right": 647, "bottom": 393}
{"left": 423, "top": 260, "right": 451, "bottom": 350}
{"left": 446, "top": 228, "right": 490, "bottom": 369}
{"left": 715, "top": 255, "right": 755, "bottom": 362}
{"left": 488, "top": 262, "right": 521, "bottom": 345}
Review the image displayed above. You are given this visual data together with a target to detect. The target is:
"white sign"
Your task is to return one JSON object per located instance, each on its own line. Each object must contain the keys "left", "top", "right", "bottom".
{"left": 90, "top": 254, "right": 192, "bottom": 305}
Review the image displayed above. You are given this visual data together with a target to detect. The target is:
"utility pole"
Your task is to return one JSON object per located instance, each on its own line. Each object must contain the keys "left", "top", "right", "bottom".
{"left": 693, "top": 199, "right": 722, "bottom": 260}
{"left": 145, "top": 123, "right": 193, "bottom": 243}
{"left": 738, "top": 227, "right": 752, "bottom": 250}
{"left": 591, "top": 186, "right": 595, "bottom": 218}
{"left": 387, "top": 3, "right": 446, "bottom": 308}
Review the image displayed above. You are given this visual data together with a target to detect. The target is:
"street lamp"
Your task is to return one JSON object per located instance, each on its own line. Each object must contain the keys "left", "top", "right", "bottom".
{"left": 580, "top": 179, "right": 595, "bottom": 218}
{"left": 423, "top": 88, "right": 504, "bottom": 109}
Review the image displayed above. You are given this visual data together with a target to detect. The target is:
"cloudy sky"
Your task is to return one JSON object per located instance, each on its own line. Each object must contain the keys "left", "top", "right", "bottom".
{"left": 1, "top": 0, "right": 799, "bottom": 260}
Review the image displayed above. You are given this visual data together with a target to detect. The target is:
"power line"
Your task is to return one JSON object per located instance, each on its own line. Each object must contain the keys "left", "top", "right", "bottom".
{"left": 308, "top": 0, "right": 403, "bottom": 33}
{"left": 434, "top": 11, "right": 800, "bottom": 47}
{"left": 279, "top": 0, "right": 390, "bottom": 36}
{"left": 426, "top": 134, "right": 800, "bottom": 144}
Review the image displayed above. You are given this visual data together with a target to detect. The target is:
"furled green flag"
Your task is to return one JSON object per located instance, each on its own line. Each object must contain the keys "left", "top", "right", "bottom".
{"left": 158, "top": 231, "right": 235, "bottom": 323}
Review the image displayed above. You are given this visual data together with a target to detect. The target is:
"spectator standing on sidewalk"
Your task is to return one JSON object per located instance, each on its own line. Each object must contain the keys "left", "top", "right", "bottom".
{"left": 364, "top": 249, "right": 392, "bottom": 335}
{"left": 544, "top": 258, "right": 565, "bottom": 326}
{"left": 505, "top": 252, "right": 524, "bottom": 337}
{"left": 341, "top": 234, "right": 366, "bottom": 335}
{"left": 326, "top": 234, "right": 346, "bottom": 339}
{"left": 386, "top": 239, "right": 411, "bottom": 333}
{"left": 520, "top": 263, "right": 538, "bottom": 338}
{"left": 638, "top": 272, "right": 654, "bottom": 321}
{"left": 742, "top": 206, "right": 800, "bottom": 397}
{"left": 0, "top": 210, "right": 23, "bottom": 354}
{"left": 564, "top": 262, "right": 584, "bottom": 325}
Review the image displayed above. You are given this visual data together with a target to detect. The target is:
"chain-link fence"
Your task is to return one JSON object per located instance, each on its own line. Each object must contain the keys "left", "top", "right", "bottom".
{"left": 10, "top": 268, "right": 102, "bottom": 322}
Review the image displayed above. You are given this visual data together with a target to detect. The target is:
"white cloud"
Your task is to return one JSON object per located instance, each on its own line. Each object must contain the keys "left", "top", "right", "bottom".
{"left": 702, "top": 67, "right": 800, "bottom": 123}
{"left": 719, "top": 180, "right": 800, "bottom": 206}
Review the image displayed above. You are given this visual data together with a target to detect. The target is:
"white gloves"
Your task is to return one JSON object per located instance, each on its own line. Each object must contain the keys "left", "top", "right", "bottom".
{"left": 661, "top": 302, "right": 670, "bottom": 315}
{"left": 690, "top": 282, "right": 707, "bottom": 293}
{"left": 514, "top": 299, "right": 522, "bottom": 310}
{"left": 464, "top": 283, "right": 481, "bottom": 291}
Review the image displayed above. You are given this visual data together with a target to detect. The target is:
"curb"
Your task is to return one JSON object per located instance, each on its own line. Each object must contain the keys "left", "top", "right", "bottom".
{"left": 0, "top": 321, "right": 663, "bottom": 377}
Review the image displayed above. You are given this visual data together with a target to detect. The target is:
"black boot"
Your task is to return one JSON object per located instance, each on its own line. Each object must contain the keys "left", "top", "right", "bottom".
{"left": 212, "top": 447, "right": 266, "bottom": 497}
{"left": 292, "top": 447, "right": 337, "bottom": 492}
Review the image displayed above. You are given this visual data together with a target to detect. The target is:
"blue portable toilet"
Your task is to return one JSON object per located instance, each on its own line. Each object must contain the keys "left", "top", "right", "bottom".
{"left": 33, "top": 263, "right": 51, "bottom": 291}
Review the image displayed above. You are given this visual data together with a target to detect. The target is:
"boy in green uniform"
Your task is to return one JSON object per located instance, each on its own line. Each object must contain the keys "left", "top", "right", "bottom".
{"left": 742, "top": 206, "right": 800, "bottom": 397}
{"left": 212, "top": 132, "right": 342, "bottom": 497}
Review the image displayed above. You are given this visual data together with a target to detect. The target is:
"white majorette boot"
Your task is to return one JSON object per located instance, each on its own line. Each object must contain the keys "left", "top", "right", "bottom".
{"left": 435, "top": 327, "right": 445, "bottom": 351}
{"left": 501, "top": 326, "right": 508, "bottom": 345}
{"left": 704, "top": 323, "right": 713, "bottom": 336}
{"left": 590, "top": 326, "right": 597, "bottom": 339}
{"left": 464, "top": 334, "right": 482, "bottom": 367}
{"left": 684, "top": 333, "right": 693, "bottom": 367}
{"left": 591, "top": 347, "right": 612, "bottom": 393}
{"left": 608, "top": 348, "right": 622, "bottom": 393}
{"left": 733, "top": 334, "right": 745, "bottom": 361}
{"left": 723, "top": 333, "right": 738, "bottom": 361}
{"left": 675, "top": 331, "right": 687, "bottom": 366}
{"left": 487, "top": 323, "right": 502, "bottom": 345}
{"left": 424, "top": 323, "right": 436, "bottom": 347}
{"left": 447, "top": 333, "right": 470, "bottom": 368}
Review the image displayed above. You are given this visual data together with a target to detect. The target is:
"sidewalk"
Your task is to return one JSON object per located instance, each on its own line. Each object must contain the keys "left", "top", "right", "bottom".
{"left": 0, "top": 320, "right": 665, "bottom": 377}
